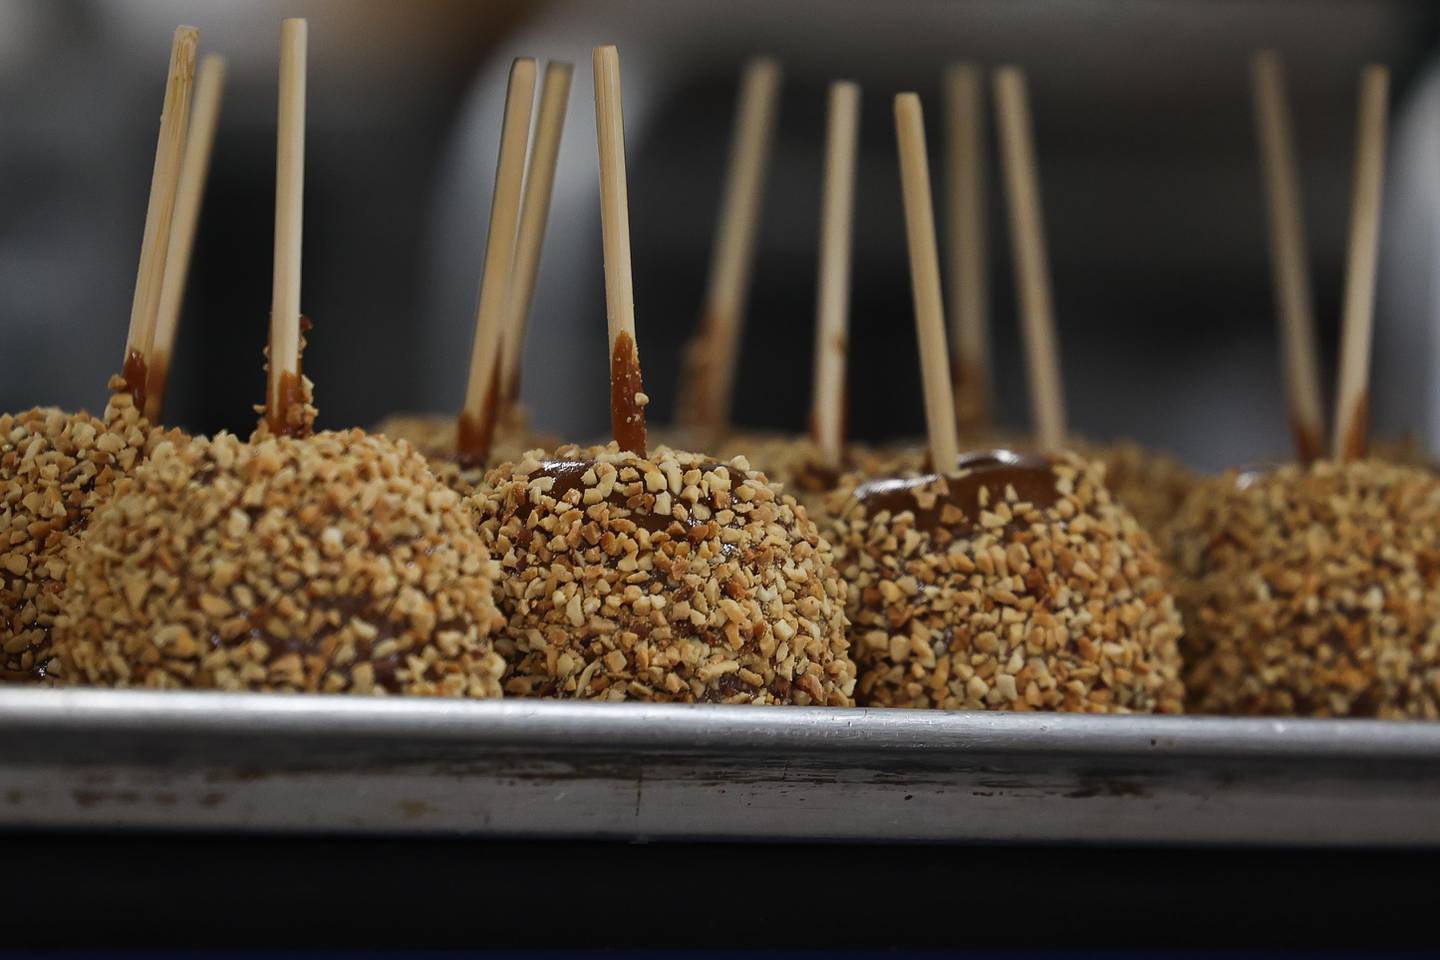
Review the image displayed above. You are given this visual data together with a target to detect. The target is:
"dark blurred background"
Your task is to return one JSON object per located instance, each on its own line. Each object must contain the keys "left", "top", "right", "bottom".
{"left": 3, "top": 0, "right": 1439, "bottom": 470}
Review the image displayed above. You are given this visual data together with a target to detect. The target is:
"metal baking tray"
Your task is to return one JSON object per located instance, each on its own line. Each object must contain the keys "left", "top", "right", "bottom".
{"left": 1, "top": 686, "right": 1437, "bottom": 846}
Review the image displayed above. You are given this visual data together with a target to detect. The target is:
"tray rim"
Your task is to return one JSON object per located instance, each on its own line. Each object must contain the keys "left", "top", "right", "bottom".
{"left": 3, "top": 686, "right": 1439, "bottom": 762}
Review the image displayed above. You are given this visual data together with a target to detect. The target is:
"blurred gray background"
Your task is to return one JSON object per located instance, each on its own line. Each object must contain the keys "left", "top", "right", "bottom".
{"left": 2, "top": 0, "right": 1437, "bottom": 470}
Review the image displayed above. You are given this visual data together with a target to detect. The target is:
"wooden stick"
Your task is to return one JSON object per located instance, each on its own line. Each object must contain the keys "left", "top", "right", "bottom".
{"left": 457, "top": 57, "right": 536, "bottom": 463}
{"left": 121, "top": 25, "right": 197, "bottom": 405}
{"left": 993, "top": 67, "right": 1066, "bottom": 452}
{"left": 266, "top": 18, "right": 308, "bottom": 433}
{"left": 681, "top": 57, "right": 782, "bottom": 436}
{"left": 593, "top": 45, "right": 647, "bottom": 456}
{"left": 1332, "top": 65, "right": 1390, "bottom": 462}
{"left": 943, "top": 62, "right": 992, "bottom": 433}
{"left": 499, "top": 60, "right": 573, "bottom": 407}
{"left": 895, "top": 93, "right": 960, "bottom": 473}
{"left": 1252, "top": 50, "right": 1326, "bottom": 461}
{"left": 146, "top": 54, "right": 226, "bottom": 422}
{"left": 811, "top": 81, "right": 860, "bottom": 469}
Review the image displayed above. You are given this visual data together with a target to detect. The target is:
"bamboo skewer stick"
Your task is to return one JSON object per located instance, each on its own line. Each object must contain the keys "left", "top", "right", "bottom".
{"left": 146, "top": 54, "right": 226, "bottom": 423}
{"left": 1332, "top": 65, "right": 1390, "bottom": 462}
{"left": 811, "top": 81, "right": 860, "bottom": 470}
{"left": 593, "top": 45, "right": 647, "bottom": 456}
{"left": 680, "top": 57, "right": 782, "bottom": 439}
{"left": 1252, "top": 50, "right": 1326, "bottom": 461}
{"left": 266, "top": 18, "right": 308, "bottom": 434}
{"left": 993, "top": 67, "right": 1066, "bottom": 453}
{"left": 895, "top": 93, "right": 960, "bottom": 473}
{"left": 457, "top": 57, "right": 536, "bottom": 463}
{"left": 121, "top": 25, "right": 198, "bottom": 407}
{"left": 500, "top": 60, "right": 573, "bottom": 408}
{"left": 944, "top": 62, "right": 992, "bottom": 433}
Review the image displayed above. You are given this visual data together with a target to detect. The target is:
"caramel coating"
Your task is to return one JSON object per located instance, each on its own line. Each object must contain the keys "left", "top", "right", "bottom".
{"left": 0, "top": 393, "right": 162, "bottom": 680}
{"left": 1167, "top": 460, "right": 1440, "bottom": 718}
{"left": 471, "top": 443, "right": 857, "bottom": 704}
{"left": 54, "top": 430, "right": 505, "bottom": 696}
{"left": 830, "top": 451, "right": 1186, "bottom": 713}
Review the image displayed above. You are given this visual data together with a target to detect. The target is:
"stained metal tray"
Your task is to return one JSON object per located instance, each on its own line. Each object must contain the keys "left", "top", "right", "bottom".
{"left": 1, "top": 686, "right": 1437, "bottom": 845}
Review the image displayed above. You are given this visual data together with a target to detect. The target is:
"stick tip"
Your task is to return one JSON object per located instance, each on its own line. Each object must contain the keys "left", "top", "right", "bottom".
{"left": 510, "top": 56, "right": 538, "bottom": 87}
{"left": 945, "top": 61, "right": 978, "bottom": 83}
{"left": 172, "top": 24, "right": 199, "bottom": 68}
{"left": 995, "top": 65, "right": 1028, "bottom": 97}
{"left": 594, "top": 44, "right": 618, "bottom": 66}
{"left": 746, "top": 55, "right": 782, "bottom": 81}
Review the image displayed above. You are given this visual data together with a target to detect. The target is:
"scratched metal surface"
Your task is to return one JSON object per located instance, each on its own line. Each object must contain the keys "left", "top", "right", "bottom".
{"left": 0, "top": 687, "right": 1437, "bottom": 845}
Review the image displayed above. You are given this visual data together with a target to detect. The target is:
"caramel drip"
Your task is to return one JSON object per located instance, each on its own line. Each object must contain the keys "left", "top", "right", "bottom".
{"left": 457, "top": 352, "right": 504, "bottom": 468}
{"left": 265, "top": 370, "right": 310, "bottom": 438}
{"left": 143, "top": 354, "right": 169, "bottom": 422}
{"left": 610, "top": 331, "right": 647, "bottom": 457}
{"left": 503, "top": 369, "right": 522, "bottom": 408}
{"left": 117, "top": 349, "right": 148, "bottom": 411}
{"left": 951, "top": 354, "right": 992, "bottom": 433}
{"left": 259, "top": 315, "right": 316, "bottom": 439}
{"left": 1292, "top": 416, "right": 1325, "bottom": 464}
{"left": 676, "top": 307, "right": 721, "bottom": 434}
{"left": 851, "top": 449, "right": 1060, "bottom": 535}
{"left": 1338, "top": 391, "right": 1369, "bottom": 462}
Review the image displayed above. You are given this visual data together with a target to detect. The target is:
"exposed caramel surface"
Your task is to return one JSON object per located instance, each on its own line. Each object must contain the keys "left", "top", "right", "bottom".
{"left": 0, "top": 394, "right": 162, "bottom": 680}
{"left": 850, "top": 450, "right": 1059, "bottom": 535}
{"left": 829, "top": 451, "right": 1185, "bottom": 713}
{"left": 899, "top": 435, "right": 1194, "bottom": 542}
{"left": 1167, "top": 459, "right": 1440, "bottom": 717}
{"left": 471, "top": 443, "right": 856, "bottom": 704}
{"left": 54, "top": 430, "right": 505, "bottom": 696}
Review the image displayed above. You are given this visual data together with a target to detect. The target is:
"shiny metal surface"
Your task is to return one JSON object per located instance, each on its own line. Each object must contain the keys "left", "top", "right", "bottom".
{"left": 2, "top": 687, "right": 1437, "bottom": 844}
